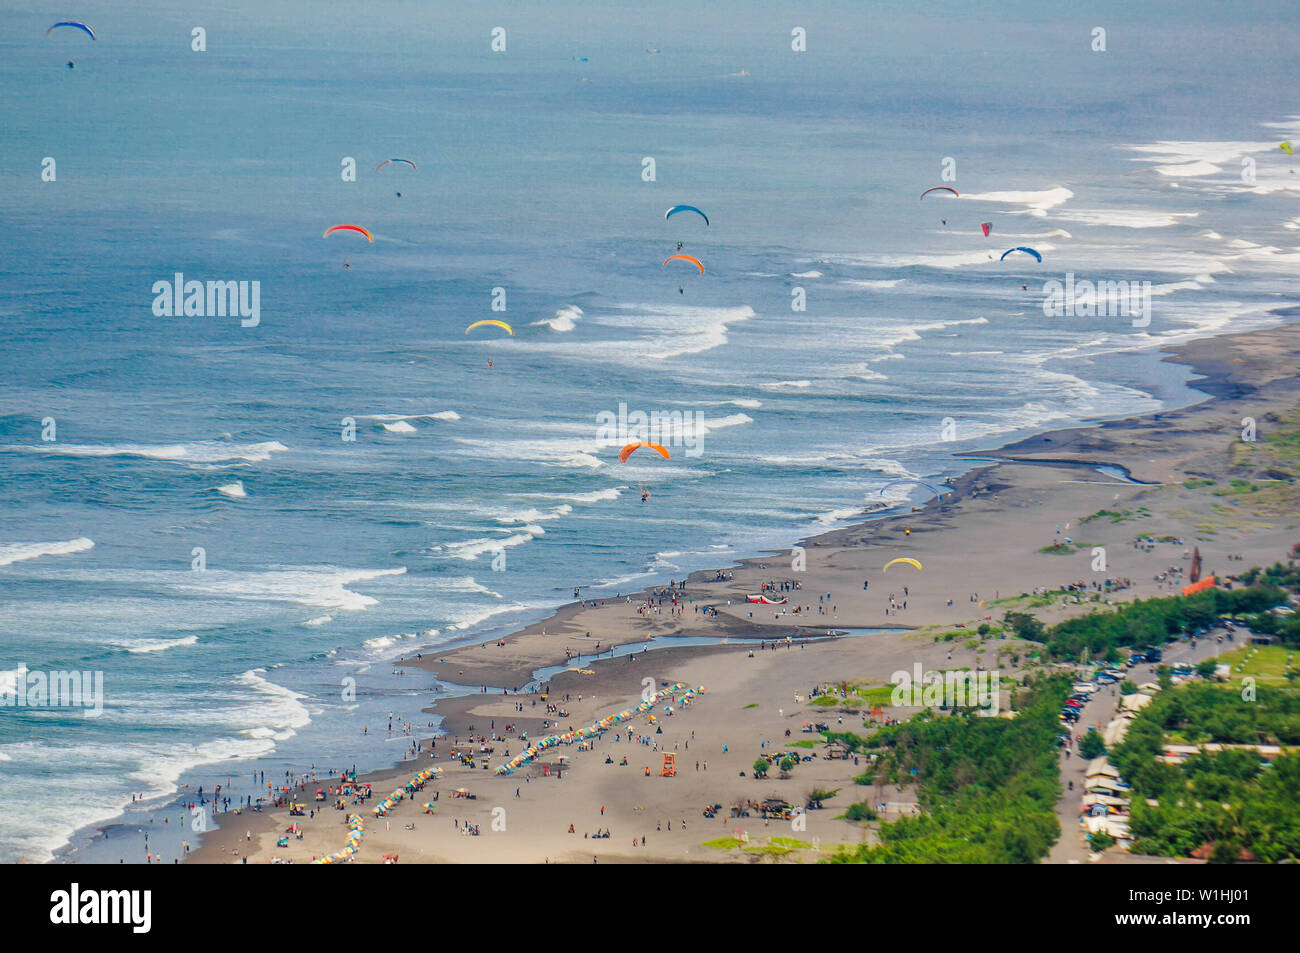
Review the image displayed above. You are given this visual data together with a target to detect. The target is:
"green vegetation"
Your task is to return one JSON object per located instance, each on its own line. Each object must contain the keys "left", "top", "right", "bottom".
{"left": 1088, "top": 830, "right": 1115, "bottom": 852}
{"left": 744, "top": 837, "right": 811, "bottom": 857}
{"left": 752, "top": 757, "right": 769, "bottom": 779}
{"left": 787, "top": 739, "right": 816, "bottom": 748}
{"left": 1111, "top": 683, "right": 1300, "bottom": 861}
{"left": 1081, "top": 507, "right": 1151, "bottom": 524}
{"left": 743, "top": 703, "right": 759, "bottom": 709}
{"left": 1078, "top": 730, "right": 1106, "bottom": 759}
{"left": 1213, "top": 645, "right": 1298, "bottom": 685}
{"left": 842, "top": 801, "right": 877, "bottom": 822}
{"left": 806, "top": 787, "right": 840, "bottom": 809}
{"left": 825, "top": 676, "right": 1069, "bottom": 863}
{"left": 1007, "top": 585, "right": 1289, "bottom": 661}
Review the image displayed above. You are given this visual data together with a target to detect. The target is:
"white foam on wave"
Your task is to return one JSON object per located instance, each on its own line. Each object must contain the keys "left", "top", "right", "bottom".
{"left": 232, "top": 669, "right": 312, "bottom": 742}
{"left": 532, "top": 305, "right": 584, "bottom": 332}
{"left": 762, "top": 379, "right": 812, "bottom": 389}
{"left": 495, "top": 504, "right": 573, "bottom": 524}
{"left": 358, "top": 411, "right": 460, "bottom": 432}
{"left": 1128, "top": 140, "right": 1280, "bottom": 177}
{"left": 525, "top": 304, "right": 755, "bottom": 361}
{"left": 0, "top": 537, "right": 94, "bottom": 567}
{"left": 516, "top": 487, "right": 625, "bottom": 504}
{"left": 302, "top": 615, "right": 333, "bottom": 627}
{"left": 115, "top": 635, "right": 199, "bottom": 654}
{"left": 791, "top": 270, "right": 822, "bottom": 278}
{"left": 1005, "top": 228, "right": 1073, "bottom": 239}
{"left": 1056, "top": 208, "right": 1199, "bottom": 229}
{"left": 844, "top": 278, "right": 905, "bottom": 289}
{"left": 433, "top": 526, "right": 546, "bottom": 561}
{"left": 71, "top": 565, "right": 409, "bottom": 611}
{"left": 452, "top": 434, "right": 607, "bottom": 470}
{"left": 1, "top": 440, "right": 289, "bottom": 465}
{"left": 216, "top": 480, "right": 247, "bottom": 498}
{"left": 959, "top": 187, "right": 1074, "bottom": 212}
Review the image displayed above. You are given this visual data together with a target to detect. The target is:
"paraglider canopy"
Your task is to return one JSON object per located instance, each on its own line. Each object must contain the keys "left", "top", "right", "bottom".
{"left": 323, "top": 224, "right": 374, "bottom": 242}
{"left": 46, "top": 21, "right": 96, "bottom": 40}
{"left": 1000, "top": 246, "right": 1042, "bottom": 263}
{"left": 665, "top": 205, "right": 709, "bottom": 226}
{"left": 1281, "top": 141, "right": 1295, "bottom": 156}
{"left": 662, "top": 254, "right": 704, "bottom": 274}
{"left": 883, "top": 557, "right": 923, "bottom": 572}
{"left": 618, "top": 442, "right": 670, "bottom": 463}
{"left": 880, "top": 479, "right": 942, "bottom": 499}
{"left": 375, "top": 158, "right": 418, "bottom": 172}
{"left": 465, "top": 320, "right": 513, "bottom": 336}
{"left": 981, "top": 222, "right": 992, "bottom": 237}
{"left": 920, "top": 186, "right": 958, "bottom": 200}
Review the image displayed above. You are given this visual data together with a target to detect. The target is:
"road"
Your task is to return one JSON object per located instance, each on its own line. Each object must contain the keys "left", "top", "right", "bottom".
{"left": 1044, "top": 631, "right": 1236, "bottom": 864}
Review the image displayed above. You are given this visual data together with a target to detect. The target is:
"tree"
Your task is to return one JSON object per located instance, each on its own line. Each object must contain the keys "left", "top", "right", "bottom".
{"left": 1196, "top": 659, "right": 1219, "bottom": 679}
{"left": 752, "top": 757, "right": 769, "bottom": 779}
{"left": 1004, "top": 611, "right": 1045, "bottom": 642}
{"left": 806, "top": 787, "right": 840, "bottom": 809}
{"left": 778, "top": 756, "right": 797, "bottom": 778}
{"left": 1209, "top": 841, "right": 1241, "bottom": 865}
{"left": 1089, "top": 831, "right": 1115, "bottom": 852}
{"left": 1078, "top": 730, "right": 1106, "bottom": 760}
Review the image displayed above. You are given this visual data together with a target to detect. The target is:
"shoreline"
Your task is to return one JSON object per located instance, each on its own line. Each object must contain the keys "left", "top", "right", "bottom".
{"left": 129, "top": 314, "right": 1300, "bottom": 862}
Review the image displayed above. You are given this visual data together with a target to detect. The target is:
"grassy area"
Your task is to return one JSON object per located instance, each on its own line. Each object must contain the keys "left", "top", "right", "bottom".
{"left": 787, "top": 739, "right": 817, "bottom": 748}
{"left": 1214, "top": 645, "right": 1298, "bottom": 685}
{"left": 743, "top": 703, "right": 758, "bottom": 709}
{"left": 1081, "top": 507, "right": 1151, "bottom": 524}
{"left": 744, "top": 836, "right": 812, "bottom": 857}
{"left": 703, "top": 835, "right": 814, "bottom": 857}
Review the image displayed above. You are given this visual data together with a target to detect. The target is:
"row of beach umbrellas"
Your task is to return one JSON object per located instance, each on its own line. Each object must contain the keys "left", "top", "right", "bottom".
{"left": 311, "top": 813, "right": 365, "bottom": 865}
{"left": 495, "top": 683, "right": 705, "bottom": 776}
{"left": 373, "top": 766, "right": 442, "bottom": 817}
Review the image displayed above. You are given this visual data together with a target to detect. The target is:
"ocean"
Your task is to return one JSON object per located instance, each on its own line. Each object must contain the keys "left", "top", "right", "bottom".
{"left": 1, "top": 0, "right": 1298, "bottom": 862}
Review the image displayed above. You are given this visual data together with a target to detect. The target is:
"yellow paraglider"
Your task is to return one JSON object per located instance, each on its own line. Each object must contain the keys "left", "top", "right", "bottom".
{"left": 1281, "top": 141, "right": 1295, "bottom": 156}
{"left": 882, "top": 557, "right": 922, "bottom": 572}
{"left": 465, "top": 320, "right": 514, "bottom": 336}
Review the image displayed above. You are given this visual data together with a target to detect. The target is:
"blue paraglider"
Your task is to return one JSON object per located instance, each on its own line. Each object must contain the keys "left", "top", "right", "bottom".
{"left": 1000, "top": 246, "right": 1042, "bottom": 263}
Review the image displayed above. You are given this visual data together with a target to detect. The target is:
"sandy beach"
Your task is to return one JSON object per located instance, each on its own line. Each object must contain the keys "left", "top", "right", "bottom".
{"left": 190, "top": 318, "right": 1300, "bottom": 865}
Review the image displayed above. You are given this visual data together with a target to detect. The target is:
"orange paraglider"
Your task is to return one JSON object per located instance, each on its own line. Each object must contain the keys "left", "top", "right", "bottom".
{"left": 618, "top": 442, "right": 670, "bottom": 463}
{"left": 662, "top": 254, "right": 704, "bottom": 274}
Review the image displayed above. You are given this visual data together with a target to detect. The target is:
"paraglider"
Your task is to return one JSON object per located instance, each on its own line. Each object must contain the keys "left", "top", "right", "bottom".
{"left": 880, "top": 479, "right": 943, "bottom": 499}
{"left": 883, "top": 557, "right": 922, "bottom": 572}
{"left": 1281, "top": 141, "right": 1295, "bottom": 156}
{"left": 665, "top": 205, "right": 710, "bottom": 226}
{"left": 465, "top": 320, "right": 513, "bottom": 336}
{"left": 663, "top": 254, "right": 704, "bottom": 274}
{"left": 920, "top": 186, "right": 958, "bottom": 200}
{"left": 981, "top": 222, "right": 992, "bottom": 237}
{"left": 1000, "top": 246, "right": 1042, "bottom": 263}
{"left": 618, "top": 442, "right": 670, "bottom": 463}
{"left": 375, "top": 158, "right": 418, "bottom": 172}
{"left": 323, "top": 224, "right": 374, "bottom": 242}
{"left": 46, "top": 21, "right": 96, "bottom": 40}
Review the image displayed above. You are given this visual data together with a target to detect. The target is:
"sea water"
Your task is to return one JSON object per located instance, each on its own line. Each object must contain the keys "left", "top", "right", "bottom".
{"left": 1, "top": 0, "right": 1298, "bottom": 862}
